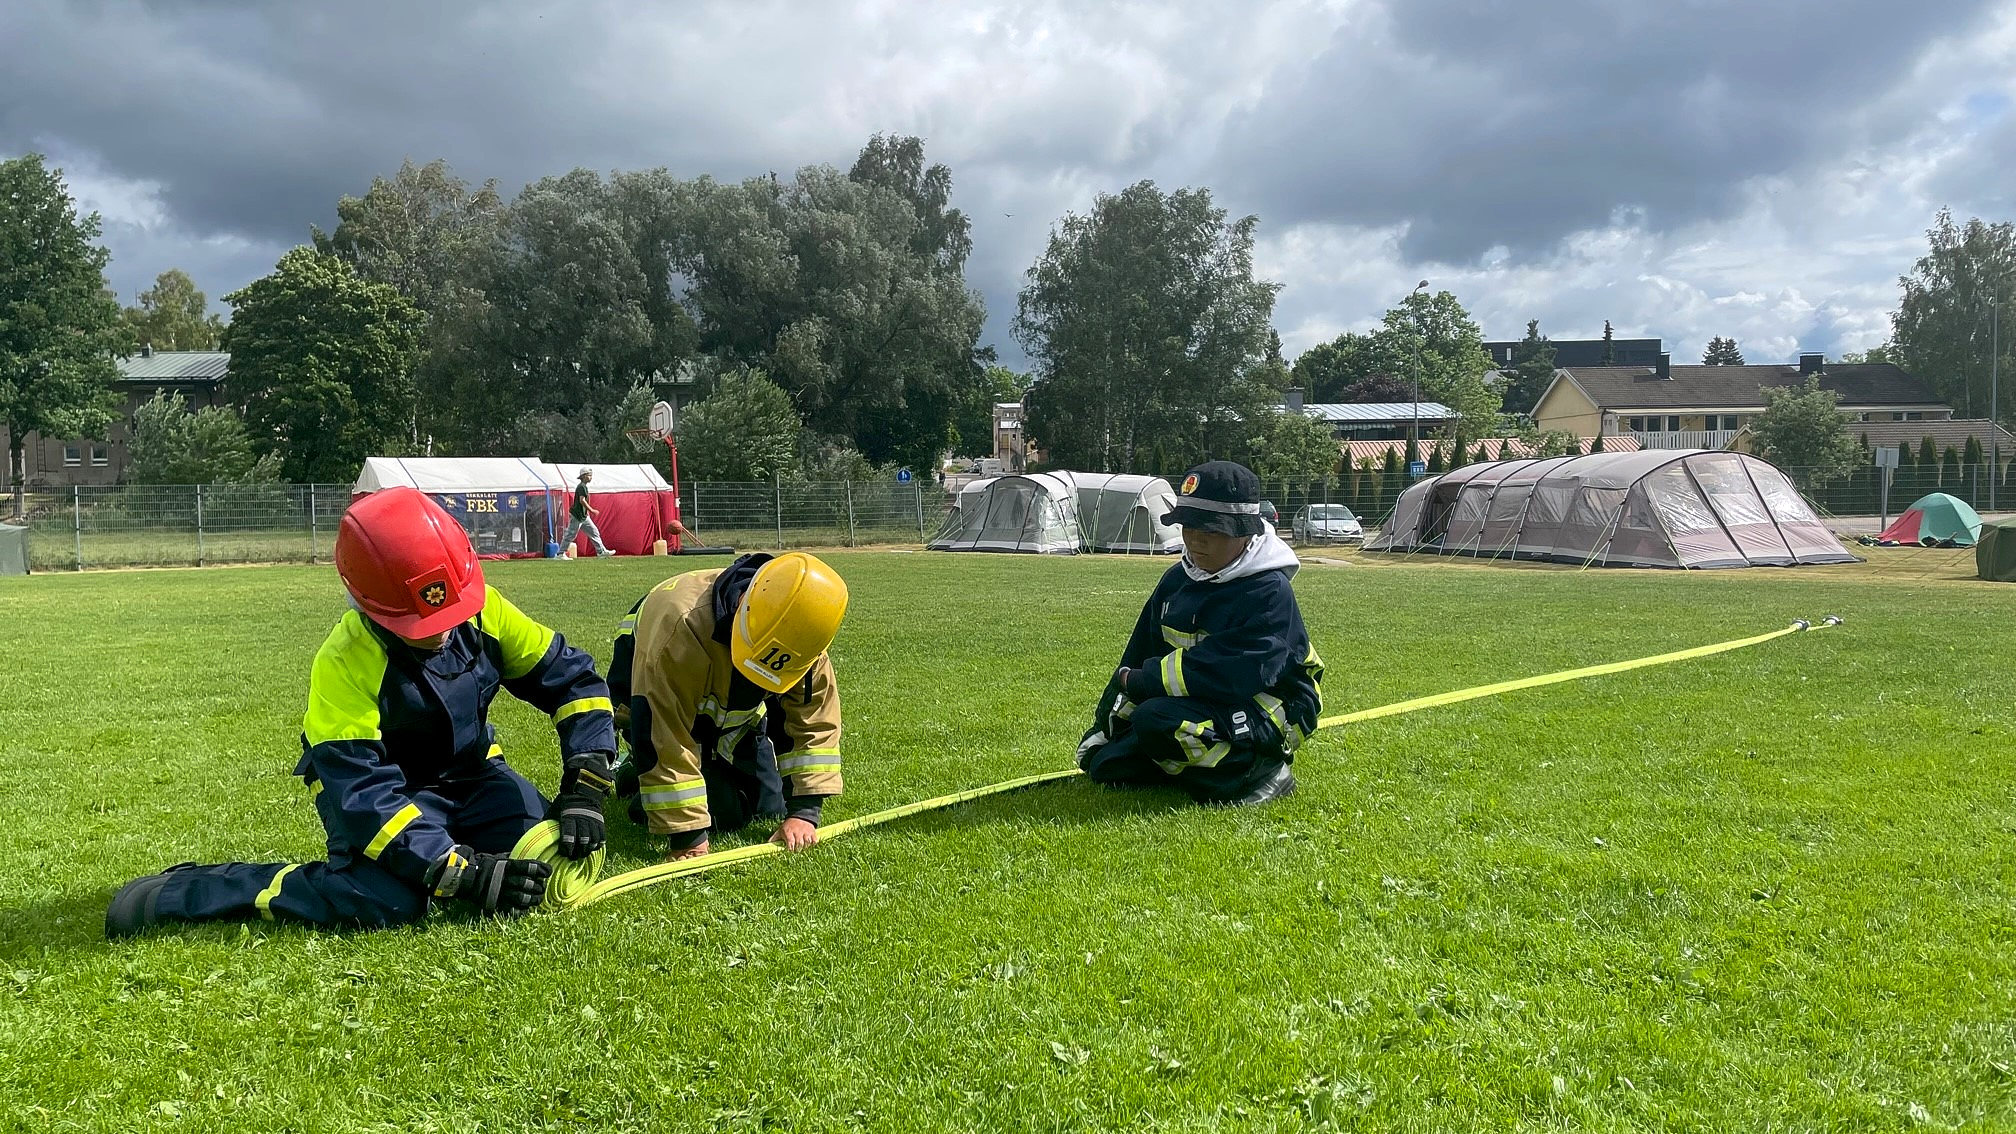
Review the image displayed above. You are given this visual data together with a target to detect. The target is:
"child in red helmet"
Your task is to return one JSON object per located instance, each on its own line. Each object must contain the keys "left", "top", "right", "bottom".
{"left": 106, "top": 487, "right": 620, "bottom": 936}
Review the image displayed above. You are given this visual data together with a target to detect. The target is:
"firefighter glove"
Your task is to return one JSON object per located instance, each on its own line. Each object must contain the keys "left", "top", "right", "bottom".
{"left": 549, "top": 753, "right": 614, "bottom": 859}
{"left": 427, "top": 845, "right": 550, "bottom": 914}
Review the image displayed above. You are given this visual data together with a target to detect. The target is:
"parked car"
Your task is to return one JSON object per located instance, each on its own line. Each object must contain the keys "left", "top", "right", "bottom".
{"left": 1293, "top": 504, "right": 1364, "bottom": 543}
{"left": 1259, "top": 499, "right": 1280, "bottom": 527}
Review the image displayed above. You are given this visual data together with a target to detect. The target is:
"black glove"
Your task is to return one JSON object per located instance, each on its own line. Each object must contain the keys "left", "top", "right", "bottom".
{"left": 549, "top": 753, "right": 614, "bottom": 859}
{"left": 426, "top": 845, "right": 550, "bottom": 914}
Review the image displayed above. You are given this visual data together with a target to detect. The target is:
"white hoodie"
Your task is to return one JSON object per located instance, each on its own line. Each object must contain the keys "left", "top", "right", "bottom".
{"left": 1181, "top": 522, "right": 1300, "bottom": 584}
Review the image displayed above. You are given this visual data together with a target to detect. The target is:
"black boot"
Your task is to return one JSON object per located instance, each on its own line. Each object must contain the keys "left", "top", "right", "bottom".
{"left": 1213, "top": 763, "right": 1296, "bottom": 808}
{"left": 105, "top": 864, "right": 198, "bottom": 939}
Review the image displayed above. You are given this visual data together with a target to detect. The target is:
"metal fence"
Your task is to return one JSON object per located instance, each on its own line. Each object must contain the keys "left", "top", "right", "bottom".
{"left": 2, "top": 480, "right": 951, "bottom": 572}
{"left": 9, "top": 460, "right": 1984, "bottom": 572}
{"left": 10, "top": 484, "right": 352, "bottom": 572}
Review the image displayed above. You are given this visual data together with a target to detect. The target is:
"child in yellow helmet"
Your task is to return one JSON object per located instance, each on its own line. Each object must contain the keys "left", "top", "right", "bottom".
{"left": 607, "top": 553, "right": 848, "bottom": 857}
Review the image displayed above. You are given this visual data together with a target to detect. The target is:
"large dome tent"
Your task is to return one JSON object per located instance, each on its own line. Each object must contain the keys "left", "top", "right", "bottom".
{"left": 928, "top": 472, "right": 1183, "bottom": 554}
{"left": 1366, "top": 450, "right": 1853, "bottom": 568}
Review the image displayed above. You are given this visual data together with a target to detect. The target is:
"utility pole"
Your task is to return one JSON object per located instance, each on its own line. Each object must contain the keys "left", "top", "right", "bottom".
{"left": 1406, "top": 279, "right": 1429, "bottom": 448}
{"left": 1993, "top": 287, "right": 2001, "bottom": 511}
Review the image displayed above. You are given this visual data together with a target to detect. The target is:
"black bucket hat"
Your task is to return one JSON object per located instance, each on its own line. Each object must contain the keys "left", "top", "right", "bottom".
{"left": 1162, "top": 460, "right": 1266, "bottom": 536}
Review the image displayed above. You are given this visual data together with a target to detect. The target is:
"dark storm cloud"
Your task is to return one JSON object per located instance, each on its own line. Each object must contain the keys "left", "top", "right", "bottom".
{"left": 1222, "top": 0, "right": 2004, "bottom": 262}
{"left": 0, "top": 0, "right": 829, "bottom": 244}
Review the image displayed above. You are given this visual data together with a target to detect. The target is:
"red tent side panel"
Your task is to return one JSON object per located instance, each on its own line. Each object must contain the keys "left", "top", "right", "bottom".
{"left": 566, "top": 489, "right": 681, "bottom": 556}
{"left": 1876, "top": 508, "right": 1924, "bottom": 544}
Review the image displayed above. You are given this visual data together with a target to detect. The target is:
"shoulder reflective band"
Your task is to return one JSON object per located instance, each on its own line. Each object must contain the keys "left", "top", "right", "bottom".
{"left": 513, "top": 618, "right": 1836, "bottom": 914}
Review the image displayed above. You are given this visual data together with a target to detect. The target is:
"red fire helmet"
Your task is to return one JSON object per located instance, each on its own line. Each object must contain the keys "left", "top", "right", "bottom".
{"left": 335, "top": 486, "right": 487, "bottom": 638}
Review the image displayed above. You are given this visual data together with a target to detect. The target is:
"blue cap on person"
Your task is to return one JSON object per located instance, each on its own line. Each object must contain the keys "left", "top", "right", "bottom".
{"left": 1162, "top": 460, "right": 1266, "bottom": 536}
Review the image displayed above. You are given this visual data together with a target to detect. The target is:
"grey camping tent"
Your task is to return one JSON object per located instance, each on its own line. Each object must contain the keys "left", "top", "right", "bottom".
{"left": 928, "top": 472, "right": 1182, "bottom": 554}
{"left": 0, "top": 522, "right": 25, "bottom": 576}
{"left": 1365, "top": 449, "right": 1853, "bottom": 568}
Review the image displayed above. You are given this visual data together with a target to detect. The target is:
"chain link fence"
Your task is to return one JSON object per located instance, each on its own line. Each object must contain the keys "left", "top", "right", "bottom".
{"left": 10, "top": 460, "right": 1989, "bottom": 573}
{"left": 3, "top": 480, "right": 949, "bottom": 572}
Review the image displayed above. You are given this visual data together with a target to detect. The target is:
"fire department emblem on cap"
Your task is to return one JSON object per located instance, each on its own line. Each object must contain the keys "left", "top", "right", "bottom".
{"left": 1181, "top": 474, "right": 1199, "bottom": 495}
{"left": 420, "top": 582, "right": 448, "bottom": 608}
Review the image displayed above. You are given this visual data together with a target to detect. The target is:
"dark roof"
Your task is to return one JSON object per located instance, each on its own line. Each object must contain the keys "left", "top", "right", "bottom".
{"left": 1849, "top": 419, "right": 2016, "bottom": 452}
{"left": 1485, "top": 338, "right": 1662, "bottom": 368}
{"left": 116, "top": 350, "right": 229, "bottom": 383}
{"left": 1560, "top": 362, "right": 1944, "bottom": 410}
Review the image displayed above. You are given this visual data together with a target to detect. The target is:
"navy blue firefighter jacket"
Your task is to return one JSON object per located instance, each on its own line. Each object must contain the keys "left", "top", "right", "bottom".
{"left": 1091, "top": 530, "right": 1324, "bottom": 752}
{"left": 293, "top": 586, "right": 617, "bottom": 887}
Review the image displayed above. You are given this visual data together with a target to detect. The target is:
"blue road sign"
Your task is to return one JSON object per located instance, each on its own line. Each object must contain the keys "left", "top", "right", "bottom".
{"left": 897, "top": 468, "right": 913, "bottom": 484}
{"left": 1408, "top": 460, "right": 1427, "bottom": 478}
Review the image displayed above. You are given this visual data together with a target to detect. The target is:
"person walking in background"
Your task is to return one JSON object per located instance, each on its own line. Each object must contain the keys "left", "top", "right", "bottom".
{"left": 562, "top": 468, "right": 615, "bottom": 557}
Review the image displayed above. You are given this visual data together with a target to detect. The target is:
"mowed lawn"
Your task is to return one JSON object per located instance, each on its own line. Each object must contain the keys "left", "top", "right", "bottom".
{"left": 1, "top": 549, "right": 2012, "bottom": 1132}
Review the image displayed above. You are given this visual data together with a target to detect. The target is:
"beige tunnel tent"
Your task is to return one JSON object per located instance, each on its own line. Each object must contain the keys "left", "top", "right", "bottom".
{"left": 1365, "top": 450, "right": 1854, "bottom": 568}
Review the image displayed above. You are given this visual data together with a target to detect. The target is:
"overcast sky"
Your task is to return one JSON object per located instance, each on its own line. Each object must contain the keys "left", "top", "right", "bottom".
{"left": 5, "top": 0, "right": 2014, "bottom": 369}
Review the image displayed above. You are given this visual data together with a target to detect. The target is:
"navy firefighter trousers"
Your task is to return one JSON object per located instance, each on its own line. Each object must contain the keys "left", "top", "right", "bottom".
{"left": 1080, "top": 695, "right": 1288, "bottom": 802}
{"left": 146, "top": 759, "right": 547, "bottom": 929}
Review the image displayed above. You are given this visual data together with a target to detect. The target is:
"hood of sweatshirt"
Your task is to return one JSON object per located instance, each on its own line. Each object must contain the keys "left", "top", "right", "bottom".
{"left": 1182, "top": 523, "right": 1299, "bottom": 583}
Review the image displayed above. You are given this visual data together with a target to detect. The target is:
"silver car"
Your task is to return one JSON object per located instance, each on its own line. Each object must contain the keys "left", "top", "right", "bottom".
{"left": 1292, "top": 504, "right": 1364, "bottom": 543}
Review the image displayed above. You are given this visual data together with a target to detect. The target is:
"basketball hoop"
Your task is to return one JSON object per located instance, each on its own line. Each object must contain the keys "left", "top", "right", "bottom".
{"left": 648, "top": 400, "right": 675, "bottom": 438}
{"left": 624, "top": 427, "right": 658, "bottom": 455}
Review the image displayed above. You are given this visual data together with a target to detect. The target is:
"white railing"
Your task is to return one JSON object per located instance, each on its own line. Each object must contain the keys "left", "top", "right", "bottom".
{"left": 1633, "top": 429, "right": 1740, "bottom": 450}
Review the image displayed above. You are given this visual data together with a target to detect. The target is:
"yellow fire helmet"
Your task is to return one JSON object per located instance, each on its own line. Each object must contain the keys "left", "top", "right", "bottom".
{"left": 731, "top": 552, "right": 850, "bottom": 693}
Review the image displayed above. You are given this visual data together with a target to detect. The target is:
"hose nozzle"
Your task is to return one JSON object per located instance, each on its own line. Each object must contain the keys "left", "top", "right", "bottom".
{"left": 1822, "top": 614, "right": 1843, "bottom": 626}
{"left": 1790, "top": 618, "right": 1811, "bottom": 631}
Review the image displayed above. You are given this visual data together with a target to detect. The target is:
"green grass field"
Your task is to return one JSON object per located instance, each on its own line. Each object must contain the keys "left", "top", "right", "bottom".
{"left": 2, "top": 550, "right": 2011, "bottom": 1131}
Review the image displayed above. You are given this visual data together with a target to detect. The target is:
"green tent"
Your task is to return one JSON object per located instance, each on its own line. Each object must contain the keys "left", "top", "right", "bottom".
{"left": 1877, "top": 492, "right": 1982, "bottom": 547}
{"left": 1977, "top": 518, "right": 2016, "bottom": 581}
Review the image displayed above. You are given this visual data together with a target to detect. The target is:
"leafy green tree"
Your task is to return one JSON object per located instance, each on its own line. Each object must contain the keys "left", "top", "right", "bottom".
{"left": 1941, "top": 444, "right": 1962, "bottom": 488}
{"left": 1702, "top": 336, "right": 1745, "bottom": 365}
{"left": 127, "top": 390, "right": 279, "bottom": 483}
{"left": 121, "top": 269, "right": 225, "bottom": 351}
{"left": 1601, "top": 320, "right": 1615, "bottom": 364}
{"left": 224, "top": 248, "right": 425, "bottom": 482}
{"left": 471, "top": 168, "right": 701, "bottom": 459}
{"left": 1291, "top": 334, "right": 1407, "bottom": 403}
{"left": 315, "top": 159, "right": 510, "bottom": 450}
{"left": 1890, "top": 209, "right": 2015, "bottom": 420}
{"left": 1017, "top": 181, "right": 1280, "bottom": 471}
{"left": 1749, "top": 376, "right": 1862, "bottom": 487}
{"left": 1501, "top": 319, "right": 1557, "bottom": 416}
{"left": 0, "top": 154, "right": 124, "bottom": 493}
{"left": 1240, "top": 408, "right": 1339, "bottom": 483}
{"left": 675, "top": 370, "right": 801, "bottom": 483}
{"left": 1839, "top": 345, "right": 1894, "bottom": 363}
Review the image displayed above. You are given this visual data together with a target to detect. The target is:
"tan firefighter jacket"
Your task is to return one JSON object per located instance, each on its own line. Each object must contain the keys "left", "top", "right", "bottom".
{"left": 628, "top": 569, "right": 842, "bottom": 835}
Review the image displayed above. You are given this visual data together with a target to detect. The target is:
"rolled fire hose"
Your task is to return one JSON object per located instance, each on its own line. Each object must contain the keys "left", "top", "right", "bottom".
{"left": 520, "top": 616, "right": 1840, "bottom": 912}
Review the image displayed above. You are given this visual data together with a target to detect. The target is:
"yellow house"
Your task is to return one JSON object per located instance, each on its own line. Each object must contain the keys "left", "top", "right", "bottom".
{"left": 1533, "top": 352, "right": 1952, "bottom": 449}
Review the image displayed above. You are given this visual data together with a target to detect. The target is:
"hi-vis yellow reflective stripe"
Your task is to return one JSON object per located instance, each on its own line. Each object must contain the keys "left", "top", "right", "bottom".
{"left": 256, "top": 864, "right": 300, "bottom": 921}
{"left": 616, "top": 612, "right": 640, "bottom": 639}
{"left": 1161, "top": 626, "right": 1204, "bottom": 648}
{"left": 302, "top": 613, "right": 388, "bottom": 744}
{"left": 640, "top": 779, "right": 707, "bottom": 811}
{"left": 487, "top": 742, "right": 503, "bottom": 758}
{"left": 480, "top": 587, "right": 557, "bottom": 679}
{"left": 308, "top": 779, "right": 325, "bottom": 798}
{"left": 553, "top": 696, "right": 613, "bottom": 723}
{"left": 779, "top": 749, "right": 841, "bottom": 776}
{"left": 1159, "top": 649, "right": 1189, "bottom": 697}
{"left": 364, "top": 803, "right": 422, "bottom": 859}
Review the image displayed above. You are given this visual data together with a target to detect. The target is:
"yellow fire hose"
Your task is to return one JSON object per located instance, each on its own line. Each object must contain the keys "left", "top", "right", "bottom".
{"left": 513, "top": 616, "right": 1840, "bottom": 912}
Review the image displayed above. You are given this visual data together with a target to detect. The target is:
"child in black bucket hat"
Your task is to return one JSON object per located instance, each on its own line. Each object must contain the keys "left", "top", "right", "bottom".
{"left": 1076, "top": 460, "right": 1323, "bottom": 805}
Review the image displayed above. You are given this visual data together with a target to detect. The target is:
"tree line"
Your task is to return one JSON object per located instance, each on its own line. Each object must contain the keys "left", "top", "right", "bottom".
{"left": 5, "top": 145, "right": 2014, "bottom": 491}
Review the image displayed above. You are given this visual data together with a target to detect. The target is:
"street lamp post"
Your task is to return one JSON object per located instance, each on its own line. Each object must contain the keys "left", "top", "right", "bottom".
{"left": 1992, "top": 288, "right": 2001, "bottom": 511}
{"left": 1406, "top": 279, "right": 1429, "bottom": 451}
